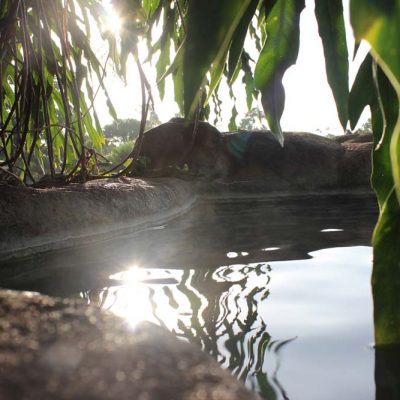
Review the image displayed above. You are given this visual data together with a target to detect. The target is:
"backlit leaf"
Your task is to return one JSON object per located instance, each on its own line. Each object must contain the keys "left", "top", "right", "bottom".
{"left": 254, "top": 0, "right": 305, "bottom": 145}
{"left": 351, "top": 0, "right": 400, "bottom": 346}
{"left": 351, "top": 0, "right": 400, "bottom": 201}
{"left": 242, "top": 54, "right": 256, "bottom": 110}
{"left": 315, "top": 0, "right": 349, "bottom": 129}
{"left": 227, "top": 0, "right": 260, "bottom": 82}
{"left": 183, "top": 0, "right": 251, "bottom": 117}
{"left": 371, "top": 66, "right": 398, "bottom": 209}
{"left": 155, "top": 7, "right": 174, "bottom": 100}
{"left": 173, "top": 66, "right": 184, "bottom": 115}
{"left": 372, "top": 190, "right": 400, "bottom": 346}
{"left": 348, "top": 54, "right": 374, "bottom": 130}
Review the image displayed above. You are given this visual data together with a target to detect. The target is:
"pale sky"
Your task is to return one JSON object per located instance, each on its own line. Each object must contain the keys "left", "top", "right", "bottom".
{"left": 96, "top": 0, "right": 369, "bottom": 135}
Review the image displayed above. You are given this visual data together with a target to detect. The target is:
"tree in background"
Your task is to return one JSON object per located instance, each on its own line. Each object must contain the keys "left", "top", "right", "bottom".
{"left": 103, "top": 111, "right": 161, "bottom": 146}
{"left": 355, "top": 118, "right": 372, "bottom": 135}
{"left": 1, "top": 0, "right": 399, "bottom": 345}
{"left": 101, "top": 111, "right": 160, "bottom": 167}
{"left": 103, "top": 119, "right": 141, "bottom": 147}
{"left": 238, "top": 108, "right": 268, "bottom": 131}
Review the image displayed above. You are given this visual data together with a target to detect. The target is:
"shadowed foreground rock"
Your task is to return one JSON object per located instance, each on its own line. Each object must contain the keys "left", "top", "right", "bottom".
{"left": 0, "top": 290, "right": 258, "bottom": 400}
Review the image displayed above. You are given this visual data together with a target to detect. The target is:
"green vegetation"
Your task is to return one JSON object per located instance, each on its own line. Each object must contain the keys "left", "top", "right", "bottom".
{"left": 238, "top": 108, "right": 268, "bottom": 131}
{"left": 355, "top": 118, "right": 372, "bottom": 135}
{"left": 106, "top": 140, "right": 136, "bottom": 168}
{"left": 102, "top": 111, "right": 160, "bottom": 146}
{"left": 0, "top": 0, "right": 113, "bottom": 182}
{"left": 101, "top": 112, "right": 160, "bottom": 167}
{"left": 0, "top": 0, "right": 399, "bottom": 345}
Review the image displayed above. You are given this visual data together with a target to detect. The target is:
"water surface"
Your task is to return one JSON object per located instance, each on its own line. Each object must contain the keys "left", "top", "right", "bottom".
{"left": 1, "top": 193, "right": 384, "bottom": 399}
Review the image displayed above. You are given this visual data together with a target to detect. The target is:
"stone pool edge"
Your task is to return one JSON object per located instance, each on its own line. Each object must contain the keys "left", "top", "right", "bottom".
{"left": 0, "top": 289, "right": 259, "bottom": 400}
{"left": 0, "top": 177, "right": 375, "bottom": 262}
{"left": 0, "top": 177, "right": 196, "bottom": 261}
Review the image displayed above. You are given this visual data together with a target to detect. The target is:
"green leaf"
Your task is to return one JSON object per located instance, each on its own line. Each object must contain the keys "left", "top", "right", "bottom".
{"left": 81, "top": 93, "right": 104, "bottom": 150}
{"left": 371, "top": 66, "right": 399, "bottom": 209}
{"left": 227, "top": 0, "right": 260, "bottom": 82}
{"left": 211, "top": 92, "right": 223, "bottom": 125}
{"left": 183, "top": 0, "right": 252, "bottom": 117}
{"left": 315, "top": 0, "right": 349, "bottom": 129}
{"left": 227, "top": 86, "right": 238, "bottom": 131}
{"left": 348, "top": 54, "right": 374, "bottom": 130}
{"left": 228, "top": 104, "right": 238, "bottom": 131}
{"left": 34, "top": 146, "right": 45, "bottom": 175}
{"left": 254, "top": 0, "right": 305, "bottom": 145}
{"left": 372, "top": 190, "right": 400, "bottom": 346}
{"left": 351, "top": 0, "right": 400, "bottom": 201}
{"left": 249, "top": 21, "right": 262, "bottom": 52}
{"left": 205, "top": 53, "right": 226, "bottom": 105}
{"left": 263, "top": 0, "right": 279, "bottom": 18}
{"left": 144, "top": 0, "right": 161, "bottom": 18}
{"left": 351, "top": 0, "right": 400, "bottom": 346}
{"left": 155, "top": 7, "right": 174, "bottom": 100}
{"left": 242, "top": 55, "right": 256, "bottom": 110}
{"left": 157, "top": 41, "right": 184, "bottom": 83}
{"left": 173, "top": 67, "right": 184, "bottom": 115}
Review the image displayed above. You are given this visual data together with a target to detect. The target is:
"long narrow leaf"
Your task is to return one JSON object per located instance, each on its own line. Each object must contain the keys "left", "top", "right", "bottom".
{"left": 254, "top": 0, "right": 305, "bottom": 145}
{"left": 348, "top": 54, "right": 374, "bottom": 130}
{"left": 227, "top": 0, "right": 260, "bottom": 82}
{"left": 350, "top": 0, "right": 400, "bottom": 346}
{"left": 183, "top": 0, "right": 251, "bottom": 117}
{"left": 315, "top": 0, "right": 349, "bottom": 129}
{"left": 351, "top": 0, "right": 400, "bottom": 202}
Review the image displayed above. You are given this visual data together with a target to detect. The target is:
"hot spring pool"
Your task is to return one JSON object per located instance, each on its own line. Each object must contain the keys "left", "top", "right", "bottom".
{"left": 1, "top": 193, "right": 387, "bottom": 400}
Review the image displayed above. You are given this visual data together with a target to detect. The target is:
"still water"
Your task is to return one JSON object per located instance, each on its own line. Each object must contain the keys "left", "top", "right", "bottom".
{"left": 1, "top": 193, "right": 382, "bottom": 399}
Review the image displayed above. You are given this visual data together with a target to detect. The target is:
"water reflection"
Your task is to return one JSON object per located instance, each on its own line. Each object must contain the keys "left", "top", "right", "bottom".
{"left": 80, "top": 263, "right": 293, "bottom": 398}
{"left": 76, "top": 246, "right": 378, "bottom": 400}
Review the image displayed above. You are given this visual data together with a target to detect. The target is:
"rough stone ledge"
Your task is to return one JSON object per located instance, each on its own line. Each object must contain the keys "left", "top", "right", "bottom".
{"left": 0, "top": 177, "right": 196, "bottom": 261}
{"left": 0, "top": 289, "right": 258, "bottom": 400}
{"left": 136, "top": 120, "right": 373, "bottom": 191}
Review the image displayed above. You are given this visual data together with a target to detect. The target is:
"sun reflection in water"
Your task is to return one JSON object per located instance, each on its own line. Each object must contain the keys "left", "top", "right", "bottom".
{"left": 103, "top": 265, "right": 191, "bottom": 329}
